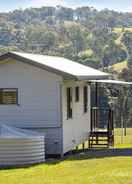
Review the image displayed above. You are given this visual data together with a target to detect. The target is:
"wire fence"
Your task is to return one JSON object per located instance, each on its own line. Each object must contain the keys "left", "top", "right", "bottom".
{"left": 114, "top": 128, "right": 132, "bottom": 147}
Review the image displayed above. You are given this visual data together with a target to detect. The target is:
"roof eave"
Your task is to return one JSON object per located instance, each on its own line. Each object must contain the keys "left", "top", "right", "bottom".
{"left": 89, "top": 79, "right": 132, "bottom": 85}
{"left": 0, "top": 52, "right": 110, "bottom": 81}
{"left": 77, "top": 74, "right": 110, "bottom": 81}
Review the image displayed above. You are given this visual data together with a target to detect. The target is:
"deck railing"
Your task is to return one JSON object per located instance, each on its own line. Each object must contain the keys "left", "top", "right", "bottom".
{"left": 91, "top": 107, "right": 114, "bottom": 146}
{"left": 91, "top": 107, "right": 113, "bottom": 130}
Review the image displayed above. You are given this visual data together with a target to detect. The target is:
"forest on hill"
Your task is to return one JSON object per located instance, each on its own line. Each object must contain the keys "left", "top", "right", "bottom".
{"left": 1, "top": 6, "right": 132, "bottom": 127}
{"left": 0, "top": 6, "right": 132, "bottom": 69}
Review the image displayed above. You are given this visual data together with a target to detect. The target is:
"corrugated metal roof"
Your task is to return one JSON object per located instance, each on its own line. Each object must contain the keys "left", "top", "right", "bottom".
{"left": 90, "top": 79, "right": 132, "bottom": 85}
{"left": 2, "top": 52, "right": 109, "bottom": 80}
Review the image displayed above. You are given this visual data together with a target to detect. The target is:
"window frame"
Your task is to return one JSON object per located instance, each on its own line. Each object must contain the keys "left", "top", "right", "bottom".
{"left": 66, "top": 87, "right": 73, "bottom": 119}
{"left": 83, "top": 86, "right": 88, "bottom": 113}
{"left": 75, "top": 86, "right": 79, "bottom": 102}
{"left": 0, "top": 88, "right": 18, "bottom": 105}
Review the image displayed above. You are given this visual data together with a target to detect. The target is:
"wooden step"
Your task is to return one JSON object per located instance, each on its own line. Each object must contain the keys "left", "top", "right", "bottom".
{"left": 88, "top": 130, "right": 114, "bottom": 148}
{"left": 89, "top": 138, "right": 109, "bottom": 141}
{"left": 90, "top": 146, "right": 109, "bottom": 149}
{"left": 90, "top": 143, "right": 108, "bottom": 146}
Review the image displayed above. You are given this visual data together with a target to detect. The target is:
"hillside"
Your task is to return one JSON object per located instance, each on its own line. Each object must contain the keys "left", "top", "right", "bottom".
{"left": 110, "top": 60, "right": 128, "bottom": 73}
{"left": 0, "top": 7, "right": 132, "bottom": 68}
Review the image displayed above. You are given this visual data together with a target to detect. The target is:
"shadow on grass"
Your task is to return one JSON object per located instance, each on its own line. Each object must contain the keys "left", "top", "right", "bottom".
{"left": 70, "top": 148, "right": 132, "bottom": 160}
{"left": 0, "top": 162, "right": 44, "bottom": 170}
{"left": 46, "top": 148, "right": 132, "bottom": 165}
{"left": 1, "top": 148, "right": 132, "bottom": 169}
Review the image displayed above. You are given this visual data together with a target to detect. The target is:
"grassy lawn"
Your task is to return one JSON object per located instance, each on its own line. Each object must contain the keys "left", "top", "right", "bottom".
{"left": 0, "top": 128, "right": 132, "bottom": 184}
{"left": 113, "top": 27, "right": 132, "bottom": 33}
{"left": 115, "top": 128, "right": 132, "bottom": 148}
{"left": 110, "top": 60, "right": 128, "bottom": 73}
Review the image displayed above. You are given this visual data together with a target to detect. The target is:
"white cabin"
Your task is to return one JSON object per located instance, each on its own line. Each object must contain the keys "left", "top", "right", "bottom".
{"left": 0, "top": 52, "right": 109, "bottom": 156}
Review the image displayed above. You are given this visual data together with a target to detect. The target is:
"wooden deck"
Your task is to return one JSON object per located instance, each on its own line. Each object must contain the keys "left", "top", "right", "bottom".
{"left": 89, "top": 108, "right": 114, "bottom": 148}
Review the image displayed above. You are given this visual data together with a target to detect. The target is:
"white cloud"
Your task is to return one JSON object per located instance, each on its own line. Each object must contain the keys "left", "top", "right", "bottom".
{"left": 19, "top": 0, "right": 94, "bottom": 10}
{"left": 28, "top": 0, "right": 83, "bottom": 9}
{"left": 29, "top": 0, "right": 66, "bottom": 7}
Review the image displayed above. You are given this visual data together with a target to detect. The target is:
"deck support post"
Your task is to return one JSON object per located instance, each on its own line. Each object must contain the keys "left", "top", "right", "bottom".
{"left": 95, "top": 82, "right": 98, "bottom": 107}
{"left": 95, "top": 82, "right": 99, "bottom": 129}
{"left": 82, "top": 143, "right": 85, "bottom": 151}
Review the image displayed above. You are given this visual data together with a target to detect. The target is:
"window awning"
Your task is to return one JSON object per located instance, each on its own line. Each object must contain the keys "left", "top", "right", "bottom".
{"left": 89, "top": 79, "right": 132, "bottom": 85}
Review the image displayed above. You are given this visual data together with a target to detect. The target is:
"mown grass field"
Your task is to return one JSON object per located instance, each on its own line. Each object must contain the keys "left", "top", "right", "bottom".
{"left": 111, "top": 60, "right": 128, "bottom": 73}
{"left": 113, "top": 27, "right": 132, "bottom": 33}
{"left": 0, "top": 128, "right": 132, "bottom": 184}
{"left": 115, "top": 128, "right": 132, "bottom": 148}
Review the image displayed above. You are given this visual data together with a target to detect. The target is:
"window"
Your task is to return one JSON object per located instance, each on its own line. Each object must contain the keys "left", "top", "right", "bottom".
{"left": 75, "top": 86, "right": 79, "bottom": 102}
{"left": 0, "top": 89, "right": 18, "bottom": 105}
{"left": 83, "top": 86, "right": 88, "bottom": 113}
{"left": 67, "top": 87, "right": 72, "bottom": 119}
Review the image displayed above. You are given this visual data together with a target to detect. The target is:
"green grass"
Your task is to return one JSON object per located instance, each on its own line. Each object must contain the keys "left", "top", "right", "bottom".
{"left": 115, "top": 128, "right": 132, "bottom": 148}
{"left": 0, "top": 128, "right": 132, "bottom": 184}
{"left": 113, "top": 27, "right": 132, "bottom": 33}
{"left": 1, "top": 156, "right": 132, "bottom": 184}
{"left": 110, "top": 60, "right": 128, "bottom": 72}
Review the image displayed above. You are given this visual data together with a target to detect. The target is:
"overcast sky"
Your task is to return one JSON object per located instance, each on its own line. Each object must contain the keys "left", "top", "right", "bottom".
{"left": 1, "top": 0, "right": 132, "bottom": 12}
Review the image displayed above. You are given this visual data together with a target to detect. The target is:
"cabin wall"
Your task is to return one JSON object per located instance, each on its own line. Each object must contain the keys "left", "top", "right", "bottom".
{"left": 0, "top": 58, "right": 63, "bottom": 154}
{"left": 28, "top": 128, "right": 62, "bottom": 155}
{"left": 62, "top": 81, "right": 91, "bottom": 154}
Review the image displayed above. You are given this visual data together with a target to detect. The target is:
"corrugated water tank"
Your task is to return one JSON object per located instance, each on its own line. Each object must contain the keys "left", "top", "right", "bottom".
{"left": 0, "top": 125, "right": 45, "bottom": 167}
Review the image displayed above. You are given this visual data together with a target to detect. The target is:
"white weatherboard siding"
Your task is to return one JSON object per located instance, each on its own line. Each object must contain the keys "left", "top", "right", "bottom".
{"left": 0, "top": 58, "right": 62, "bottom": 128}
{"left": 0, "top": 58, "right": 63, "bottom": 155}
{"left": 62, "top": 81, "right": 91, "bottom": 154}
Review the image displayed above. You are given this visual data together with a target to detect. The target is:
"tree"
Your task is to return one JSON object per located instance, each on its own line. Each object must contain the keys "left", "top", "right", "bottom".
{"left": 64, "top": 23, "right": 86, "bottom": 55}
{"left": 55, "top": 6, "right": 73, "bottom": 21}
